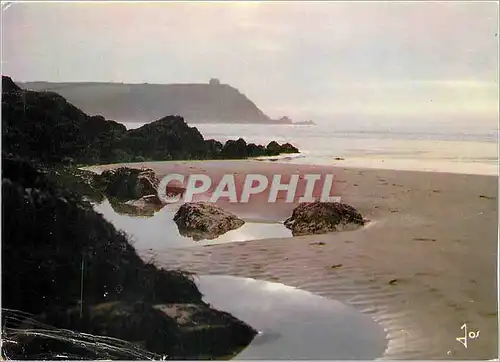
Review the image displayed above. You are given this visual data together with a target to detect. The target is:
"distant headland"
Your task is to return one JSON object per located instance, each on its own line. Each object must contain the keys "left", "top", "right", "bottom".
{"left": 17, "top": 78, "right": 314, "bottom": 125}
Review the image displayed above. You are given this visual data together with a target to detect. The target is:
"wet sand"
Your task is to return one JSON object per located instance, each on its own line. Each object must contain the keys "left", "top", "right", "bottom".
{"left": 87, "top": 161, "right": 498, "bottom": 359}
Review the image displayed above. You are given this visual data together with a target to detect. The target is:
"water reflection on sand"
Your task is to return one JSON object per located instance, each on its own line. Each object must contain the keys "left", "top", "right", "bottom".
{"left": 93, "top": 199, "right": 388, "bottom": 359}
{"left": 195, "top": 275, "right": 388, "bottom": 360}
{"left": 93, "top": 199, "right": 292, "bottom": 250}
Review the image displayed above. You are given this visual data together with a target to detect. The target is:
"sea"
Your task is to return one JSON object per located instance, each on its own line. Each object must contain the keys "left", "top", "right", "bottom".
{"left": 120, "top": 118, "right": 499, "bottom": 175}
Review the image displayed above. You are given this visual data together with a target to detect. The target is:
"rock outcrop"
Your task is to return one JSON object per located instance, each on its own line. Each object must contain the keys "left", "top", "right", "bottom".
{"left": 218, "top": 138, "right": 299, "bottom": 159}
{"left": 32, "top": 301, "right": 255, "bottom": 360}
{"left": 2, "top": 77, "right": 127, "bottom": 165}
{"left": 115, "top": 116, "right": 211, "bottom": 161}
{"left": 155, "top": 303, "right": 257, "bottom": 358}
{"left": 2, "top": 75, "right": 21, "bottom": 92}
{"left": 173, "top": 202, "right": 245, "bottom": 241}
{"left": 266, "top": 141, "right": 300, "bottom": 155}
{"left": 3, "top": 76, "right": 300, "bottom": 165}
{"left": 95, "top": 167, "right": 160, "bottom": 201}
{"left": 1, "top": 155, "right": 257, "bottom": 359}
{"left": 284, "top": 202, "right": 365, "bottom": 236}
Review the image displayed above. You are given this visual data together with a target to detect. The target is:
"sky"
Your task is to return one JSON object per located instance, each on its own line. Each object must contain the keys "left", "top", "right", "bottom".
{"left": 2, "top": 1, "right": 499, "bottom": 122}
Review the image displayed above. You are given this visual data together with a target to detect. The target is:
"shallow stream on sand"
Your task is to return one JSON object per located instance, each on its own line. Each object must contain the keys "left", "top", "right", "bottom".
{"left": 93, "top": 200, "right": 388, "bottom": 359}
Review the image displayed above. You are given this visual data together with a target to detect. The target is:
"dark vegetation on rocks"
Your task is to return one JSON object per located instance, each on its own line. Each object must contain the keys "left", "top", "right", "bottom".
{"left": 2, "top": 154, "right": 257, "bottom": 359}
{"left": 284, "top": 201, "right": 365, "bottom": 236}
{"left": 174, "top": 202, "right": 245, "bottom": 241}
{"left": 1, "top": 75, "right": 260, "bottom": 359}
{"left": 2, "top": 76, "right": 299, "bottom": 166}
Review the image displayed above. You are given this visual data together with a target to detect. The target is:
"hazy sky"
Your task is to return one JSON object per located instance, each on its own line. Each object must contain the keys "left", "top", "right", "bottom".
{"left": 2, "top": 1, "right": 499, "bottom": 121}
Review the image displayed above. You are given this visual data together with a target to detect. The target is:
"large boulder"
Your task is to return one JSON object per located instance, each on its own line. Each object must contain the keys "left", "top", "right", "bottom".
{"left": 266, "top": 141, "right": 299, "bottom": 155}
{"left": 116, "top": 116, "right": 210, "bottom": 161}
{"left": 173, "top": 202, "right": 245, "bottom": 241}
{"left": 284, "top": 201, "right": 365, "bottom": 236}
{"left": 205, "top": 139, "right": 223, "bottom": 158}
{"left": 246, "top": 143, "right": 267, "bottom": 157}
{"left": 96, "top": 167, "right": 159, "bottom": 201}
{"left": 156, "top": 303, "right": 257, "bottom": 359}
{"left": 280, "top": 142, "right": 299, "bottom": 153}
{"left": 220, "top": 138, "right": 248, "bottom": 159}
{"left": 266, "top": 141, "right": 282, "bottom": 156}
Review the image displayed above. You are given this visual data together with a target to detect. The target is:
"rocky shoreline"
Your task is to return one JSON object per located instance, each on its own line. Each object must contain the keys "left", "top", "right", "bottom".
{"left": 1, "top": 155, "right": 258, "bottom": 359}
{"left": 1, "top": 76, "right": 271, "bottom": 359}
{"left": 2, "top": 76, "right": 299, "bottom": 167}
{"left": 1, "top": 75, "right": 364, "bottom": 359}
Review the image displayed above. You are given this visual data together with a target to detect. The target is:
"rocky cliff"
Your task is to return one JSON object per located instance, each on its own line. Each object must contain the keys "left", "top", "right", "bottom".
{"left": 2, "top": 76, "right": 299, "bottom": 165}
{"left": 18, "top": 79, "right": 276, "bottom": 124}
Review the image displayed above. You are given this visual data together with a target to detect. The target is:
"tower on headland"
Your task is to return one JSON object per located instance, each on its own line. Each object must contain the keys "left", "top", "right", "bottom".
{"left": 209, "top": 78, "right": 221, "bottom": 85}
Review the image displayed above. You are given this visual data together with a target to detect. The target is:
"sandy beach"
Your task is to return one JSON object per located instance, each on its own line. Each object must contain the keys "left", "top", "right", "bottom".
{"left": 88, "top": 160, "right": 498, "bottom": 359}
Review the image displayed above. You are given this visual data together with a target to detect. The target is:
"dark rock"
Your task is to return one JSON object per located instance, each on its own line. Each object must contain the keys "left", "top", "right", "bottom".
{"left": 246, "top": 143, "right": 267, "bottom": 157}
{"left": 280, "top": 142, "right": 299, "bottom": 153}
{"left": 6, "top": 300, "right": 257, "bottom": 360}
{"left": 2, "top": 77, "right": 127, "bottom": 165}
{"left": 44, "top": 167, "right": 105, "bottom": 203}
{"left": 115, "top": 116, "right": 210, "bottom": 161}
{"left": 284, "top": 201, "right": 365, "bottom": 236}
{"left": 1, "top": 156, "right": 203, "bottom": 316}
{"left": 2, "top": 76, "right": 21, "bottom": 92}
{"left": 266, "top": 141, "right": 282, "bottom": 156}
{"left": 41, "top": 301, "right": 180, "bottom": 357}
{"left": 2, "top": 158, "right": 205, "bottom": 314}
{"left": 2, "top": 75, "right": 299, "bottom": 165}
{"left": 2, "top": 156, "right": 256, "bottom": 359}
{"left": 156, "top": 303, "right": 257, "bottom": 359}
{"left": 96, "top": 167, "right": 159, "bottom": 201}
{"left": 265, "top": 141, "right": 299, "bottom": 155}
{"left": 174, "top": 202, "right": 245, "bottom": 241}
{"left": 43, "top": 300, "right": 256, "bottom": 358}
{"left": 220, "top": 138, "right": 248, "bottom": 159}
{"left": 205, "top": 139, "right": 223, "bottom": 158}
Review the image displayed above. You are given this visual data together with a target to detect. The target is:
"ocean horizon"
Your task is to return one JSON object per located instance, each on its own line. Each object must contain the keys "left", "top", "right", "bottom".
{"left": 120, "top": 120, "right": 499, "bottom": 175}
